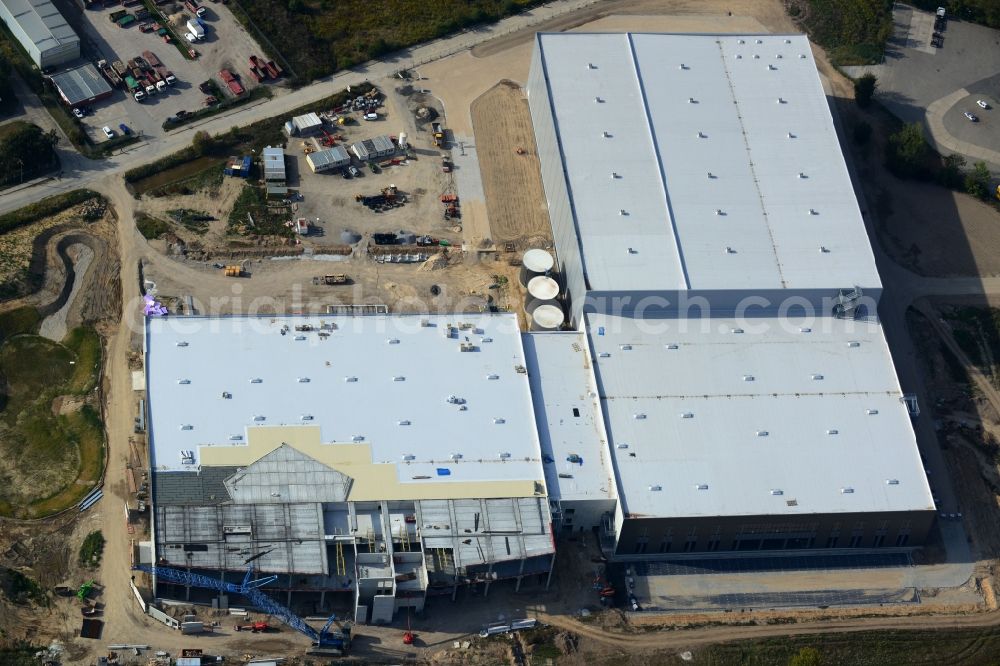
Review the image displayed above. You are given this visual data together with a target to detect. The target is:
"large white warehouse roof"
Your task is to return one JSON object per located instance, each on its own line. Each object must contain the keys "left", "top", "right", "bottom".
{"left": 586, "top": 311, "right": 933, "bottom": 519}
{"left": 145, "top": 314, "right": 544, "bottom": 485}
{"left": 0, "top": 0, "right": 77, "bottom": 56}
{"left": 532, "top": 32, "right": 880, "bottom": 294}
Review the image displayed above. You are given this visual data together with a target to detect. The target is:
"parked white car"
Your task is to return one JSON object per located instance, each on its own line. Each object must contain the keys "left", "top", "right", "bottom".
{"left": 102, "top": 126, "right": 115, "bottom": 139}
{"left": 977, "top": 99, "right": 990, "bottom": 109}
{"left": 964, "top": 111, "right": 979, "bottom": 122}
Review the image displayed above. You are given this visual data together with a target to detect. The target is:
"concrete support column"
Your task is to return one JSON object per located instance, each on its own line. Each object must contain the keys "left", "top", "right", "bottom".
{"left": 287, "top": 573, "right": 293, "bottom": 607}
{"left": 515, "top": 558, "right": 526, "bottom": 592}
{"left": 451, "top": 575, "right": 459, "bottom": 602}
{"left": 320, "top": 589, "right": 326, "bottom": 611}
{"left": 545, "top": 553, "right": 556, "bottom": 590}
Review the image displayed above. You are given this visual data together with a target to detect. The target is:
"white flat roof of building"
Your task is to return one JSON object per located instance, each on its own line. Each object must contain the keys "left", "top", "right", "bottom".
{"left": 145, "top": 314, "right": 544, "bottom": 483}
{"left": 0, "top": 0, "right": 78, "bottom": 53}
{"left": 586, "top": 312, "right": 933, "bottom": 518}
{"left": 533, "top": 32, "right": 880, "bottom": 293}
{"left": 522, "top": 332, "right": 615, "bottom": 503}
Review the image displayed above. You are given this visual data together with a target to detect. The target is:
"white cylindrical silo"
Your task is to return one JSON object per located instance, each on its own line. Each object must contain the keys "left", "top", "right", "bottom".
{"left": 530, "top": 304, "right": 565, "bottom": 331}
{"left": 519, "top": 248, "right": 554, "bottom": 286}
{"left": 527, "top": 275, "right": 559, "bottom": 301}
{"left": 398, "top": 132, "right": 408, "bottom": 150}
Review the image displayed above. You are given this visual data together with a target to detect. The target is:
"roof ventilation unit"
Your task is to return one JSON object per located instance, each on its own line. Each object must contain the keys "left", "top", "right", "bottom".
{"left": 738, "top": 39, "right": 745, "bottom": 44}
{"left": 820, "top": 246, "right": 830, "bottom": 253}
{"left": 402, "top": 454, "right": 415, "bottom": 461}
{"left": 250, "top": 378, "right": 263, "bottom": 384}
{"left": 619, "top": 209, "right": 627, "bottom": 215}
{"left": 799, "top": 327, "right": 811, "bottom": 333}
{"left": 620, "top": 344, "right": 632, "bottom": 351}
{"left": 799, "top": 54, "right": 807, "bottom": 58}
{"left": 697, "top": 131, "right": 706, "bottom": 138}
{"left": 866, "top": 409, "right": 879, "bottom": 415}
{"left": 756, "top": 430, "right": 769, "bottom": 437}
{"left": 599, "top": 352, "right": 611, "bottom": 358}
{"left": 633, "top": 413, "right": 646, "bottom": 420}
{"left": 811, "top": 374, "right": 824, "bottom": 380}
{"left": 387, "top": 338, "right": 400, "bottom": 344}
{"left": 494, "top": 418, "right": 506, "bottom": 424}
{"left": 617, "top": 443, "right": 629, "bottom": 449}
{"left": 768, "top": 64, "right": 777, "bottom": 70}
{"left": 785, "top": 38, "right": 792, "bottom": 44}
{"left": 848, "top": 341, "right": 861, "bottom": 348}
{"left": 681, "top": 412, "right": 694, "bottom": 419}
{"left": 797, "top": 171, "right": 806, "bottom": 178}
{"left": 603, "top": 131, "right": 611, "bottom": 138}
{"left": 788, "top": 132, "right": 796, "bottom": 138}
{"left": 345, "top": 376, "right": 358, "bottom": 382}
{"left": 486, "top": 374, "right": 499, "bottom": 380}
{"left": 352, "top": 435, "right": 364, "bottom": 442}
{"left": 688, "top": 97, "right": 696, "bottom": 103}
{"left": 177, "top": 379, "right": 191, "bottom": 385}
{"left": 180, "top": 424, "right": 193, "bottom": 430}
{"left": 778, "top": 97, "right": 786, "bottom": 104}
{"left": 451, "top": 453, "right": 463, "bottom": 460}
{"left": 753, "top": 54, "right": 760, "bottom": 59}
{"left": 393, "top": 376, "right": 405, "bottom": 381}
{"left": 398, "top": 420, "right": 411, "bottom": 426}
{"left": 715, "top": 209, "right": 724, "bottom": 216}
{"left": 755, "top": 38, "right": 763, "bottom": 44}
{"left": 827, "top": 429, "right": 839, "bottom": 435}
{"left": 594, "top": 96, "right": 604, "bottom": 103}
{"left": 175, "top": 341, "right": 189, "bottom": 347}
{"left": 886, "top": 479, "right": 900, "bottom": 485}
{"left": 649, "top": 485, "right": 662, "bottom": 491}
{"left": 498, "top": 451, "right": 511, "bottom": 459}
{"left": 253, "top": 415, "right": 265, "bottom": 422}
{"left": 229, "top": 434, "right": 243, "bottom": 441}
{"left": 679, "top": 63, "right": 688, "bottom": 69}
{"left": 297, "top": 377, "right": 310, "bottom": 383}
{"left": 587, "top": 62, "right": 596, "bottom": 69}
{"left": 735, "top": 54, "right": 742, "bottom": 59}
{"left": 725, "top": 246, "right": 736, "bottom": 254}
{"left": 731, "top": 327, "right": 744, "bottom": 334}
{"left": 809, "top": 208, "right": 818, "bottom": 215}
{"left": 295, "top": 335, "right": 306, "bottom": 341}
{"left": 696, "top": 483, "right": 709, "bottom": 490}
{"left": 666, "top": 343, "right": 679, "bottom": 350}
{"left": 841, "top": 487, "right": 855, "bottom": 494}
{"left": 743, "top": 375, "right": 755, "bottom": 381}
{"left": 770, "top": 489, "right": 783, "bottom": 495}
{"left": 300, "top": 414, "right": 314, "bottom": 421}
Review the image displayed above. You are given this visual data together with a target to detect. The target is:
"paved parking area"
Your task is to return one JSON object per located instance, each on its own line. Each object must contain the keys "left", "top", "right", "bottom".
{"left": 854, "top": 5, "right": 1000, "bottom": 166}
{"left": 54, "top": 0, "right": 273, "bottom": 144}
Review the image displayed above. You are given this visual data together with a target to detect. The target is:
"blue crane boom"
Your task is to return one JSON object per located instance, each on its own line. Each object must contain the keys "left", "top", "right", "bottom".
{"left": 133, "top": 564, "right": 350, "bottom": 649}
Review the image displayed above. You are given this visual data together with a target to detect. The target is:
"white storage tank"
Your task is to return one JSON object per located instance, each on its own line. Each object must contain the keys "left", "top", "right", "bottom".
{"left": 519, "top": 248, "right": 554, "bottom": 286}
{"left": 398, "top": 131, "right": 408, "bottom": 150}
{"left": 530, "top": 304, "right": 565, "bottom": 331}
{"left": 527, "top": 275, "right": 559, "bottom": 301}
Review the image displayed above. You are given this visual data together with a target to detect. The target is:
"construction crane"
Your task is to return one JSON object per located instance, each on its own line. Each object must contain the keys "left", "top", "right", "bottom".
{"left": 133, "top": 564, "right": 350, "bottom": 651}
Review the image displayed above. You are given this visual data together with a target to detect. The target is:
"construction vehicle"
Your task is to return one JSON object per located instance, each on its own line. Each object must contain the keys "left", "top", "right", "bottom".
{"left": 223, "top": 265, "right": 243, "bottom": 277}
{"left": 441, "top": 154, "right": 451, "bottom": 173}
{"left": 235, "top": 620, "right": 272, "bottom": 633}
{"left": 432, "top": 122, "right": 444, "bottom": 147}
{"left": 184, "top": 0, "right": 207, "bottom": 16}
{"left": 219, "top": 69, "right": 244, "bottom": 96}
{"left": 323, "top": 274, "right": 348, "bottom": 285}
{"left": 132, "top": 564, "right": 351, "bottom": 652}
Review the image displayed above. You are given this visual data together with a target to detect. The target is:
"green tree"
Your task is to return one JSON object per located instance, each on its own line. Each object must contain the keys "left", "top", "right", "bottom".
{"left": 885, "top": 122, "right": 929, "bottom": 178}
{"left": 0, "top": 123, "right": 58, "bottom": 185}
{"left": 854, "top": 73, "right": 877, "bottom": 108}
{"left": 191, "top": 130, "right": 214, "bottom": 157}
{"left": 789, "top": 646, "right": 822, "bottom": 666}
{"left": 939, "top": 153, "right": 967, "bottom": 189}
{"left": 965, "top": 161, "right": 992, "bottom": 200}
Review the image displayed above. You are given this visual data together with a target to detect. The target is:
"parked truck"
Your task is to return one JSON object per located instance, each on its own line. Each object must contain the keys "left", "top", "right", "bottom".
{"left": 142, "top": 50, "right": 176, "bottom": 87}
{"left": 124, "top": 76, "right": 145, "bottom": 101}
{"left": 219, "top": 69, "right": 244, "bottom": 96}
{"left": 184, "top": 0, "right": 207, "bottom": 16}
{"left": 186, "top": 19, "right": 205, "bottom": 40}
{"left": 432, "top": 122, "right": 444, "bottom": 147}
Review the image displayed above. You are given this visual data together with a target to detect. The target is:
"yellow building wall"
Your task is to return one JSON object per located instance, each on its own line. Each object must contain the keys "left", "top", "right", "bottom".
{"left": 197, "top": 425, "right": 542, "bottom": 501}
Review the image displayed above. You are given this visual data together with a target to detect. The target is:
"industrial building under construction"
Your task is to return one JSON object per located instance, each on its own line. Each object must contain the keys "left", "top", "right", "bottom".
{"left": 142, "top": 32, "right": 936, "bottom": 624}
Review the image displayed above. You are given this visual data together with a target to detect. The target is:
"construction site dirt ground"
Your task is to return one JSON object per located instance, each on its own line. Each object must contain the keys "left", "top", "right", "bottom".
{"left": 471, "top": 81, "right": 553, "bottom": 247}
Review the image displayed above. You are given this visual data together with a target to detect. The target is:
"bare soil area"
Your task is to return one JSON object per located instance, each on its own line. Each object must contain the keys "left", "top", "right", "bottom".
{"left": 471, "top": 81, "right": 553, "bottom": 247}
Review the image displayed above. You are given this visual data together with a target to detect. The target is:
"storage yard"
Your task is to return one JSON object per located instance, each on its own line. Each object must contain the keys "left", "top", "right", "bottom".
{"left": 41, "top": 0, "right": 282, "bottom": 142}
